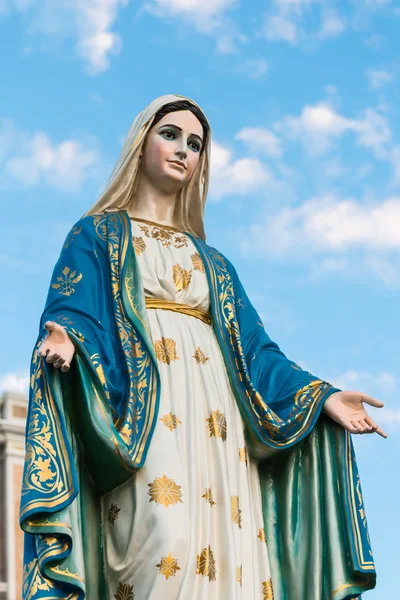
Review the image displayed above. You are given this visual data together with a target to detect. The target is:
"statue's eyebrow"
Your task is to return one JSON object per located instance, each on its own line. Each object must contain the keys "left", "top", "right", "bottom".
{"left": 158, "top": 123, "right": 203, "bottom": 144}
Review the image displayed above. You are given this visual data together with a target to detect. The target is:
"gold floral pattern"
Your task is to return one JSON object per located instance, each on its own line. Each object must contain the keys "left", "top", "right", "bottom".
{"left": 191, "top": 252, "right": 205, "bottom": 272}
{"left": 154, "top": 337, "right": 179, "bottom": 365}
{"left": 148, "top": 475, "right": 183, "bottom": 507}
{"left": 138, "top": 223, "right": 188, "bottom": 248}
{"left": 114, "top": 581, "right": 135, "bottom": 600}
{"left": 193, "top": 347, "right": 209, "bottom": 365}
{"left": 156, "top": 553, "right": 181, "bottom": 580}
{"left": 262, "top": 578, "right": 274, "bottom": 599}
{"left": 159, "top": 413, "right": 182, "bottom": 432}
{"left": 132, "top": 236, "right": 146, "bottom": 256}
{"left": 258, "top": 528, "right": 266, "bottom": 542}
{"left": 63, "top": 225, "right": 82, "bottom": 249}
{"left": 236, "top": 565, "right": 242, "bottom": 586}
{"left": 238, "top": 447, "right": 247, "bottom": 464}
{"left": 51, "top": 266, "right": 83, "bottom": 296}
{"left": 231, "top": 496, "right": 242, "bottom": 528}
{"left": 196, "top": 546, "right": 216, "bottom": 582}
{"left": 202, "top": 488, "right": 216, "bottom": 506}
{"left": 23, "top": 559, "right": 53, "bottom": 599}
{"left": 206, "top": 410, "right": 227, "bottom": 441}
{"left": 173, "top": 264, "right": 192, "bottom": 291}
{"left": 108, "top": 502, "right": 121, "bottom": 525}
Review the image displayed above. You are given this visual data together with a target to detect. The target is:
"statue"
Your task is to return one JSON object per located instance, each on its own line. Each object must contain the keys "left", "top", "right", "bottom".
{"left": 20, "top": 94, "right": 386, "bottom": 600}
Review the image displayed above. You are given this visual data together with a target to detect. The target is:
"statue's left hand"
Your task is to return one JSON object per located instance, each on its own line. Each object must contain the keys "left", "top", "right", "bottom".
{"left": 322, "top": 391, "right": 388, "bottom": 438}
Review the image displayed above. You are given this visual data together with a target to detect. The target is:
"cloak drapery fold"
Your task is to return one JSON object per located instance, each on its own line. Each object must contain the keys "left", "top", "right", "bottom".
{"left": 20, "top": 210, "right": 376, "bottom": 599}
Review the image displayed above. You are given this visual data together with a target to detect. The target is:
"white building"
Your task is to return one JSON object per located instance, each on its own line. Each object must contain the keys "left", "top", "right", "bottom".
{"left": 0, "top": 392, "right": 28, "bottom": 600}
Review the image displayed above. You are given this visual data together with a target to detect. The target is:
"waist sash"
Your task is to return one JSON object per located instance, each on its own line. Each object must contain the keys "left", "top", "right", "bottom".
{"left": 145, "top": 296, "right": 212, "bottom": 325}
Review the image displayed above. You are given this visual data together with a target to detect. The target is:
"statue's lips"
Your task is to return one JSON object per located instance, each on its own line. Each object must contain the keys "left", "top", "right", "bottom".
{"left": 168, "top": 160, "right": 186, "bottom": 169}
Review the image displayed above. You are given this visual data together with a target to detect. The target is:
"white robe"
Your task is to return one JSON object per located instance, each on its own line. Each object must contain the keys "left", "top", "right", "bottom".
{"left": 101, "top": 217, "right": 273, "bottom": 600}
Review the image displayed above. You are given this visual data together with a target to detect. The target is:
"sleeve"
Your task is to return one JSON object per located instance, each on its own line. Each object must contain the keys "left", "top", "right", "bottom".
{"left": 20, "top": 214, "right": 133, "bottom": 600}
{"left": 227, "top": 258, "right": 342, "bottom": 450}
{"left": 37, "top": 215, "right": 125, "bottom": 408}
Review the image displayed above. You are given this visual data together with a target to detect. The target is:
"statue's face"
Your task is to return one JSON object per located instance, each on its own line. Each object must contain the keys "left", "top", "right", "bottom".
{"left": 141, "top": 110, "right": 204, "bottom": 193}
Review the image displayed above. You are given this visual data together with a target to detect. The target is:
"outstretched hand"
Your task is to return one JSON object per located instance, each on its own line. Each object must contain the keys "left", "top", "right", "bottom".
{"left": 322, "top": 390, "right": 387, "bottom": 438}
{"left": 38, "top": 321, "right": 75, "bottom": 372}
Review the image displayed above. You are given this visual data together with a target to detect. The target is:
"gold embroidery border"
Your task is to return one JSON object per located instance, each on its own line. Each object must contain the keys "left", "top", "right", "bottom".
{"left": 20, "top": 361, "right": 77, "bottom": 519}
{"left": 345, "top": 430, "right": 375, "bottom": 570}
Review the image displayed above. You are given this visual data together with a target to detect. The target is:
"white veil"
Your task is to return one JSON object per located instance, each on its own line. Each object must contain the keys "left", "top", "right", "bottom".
{"left": 82, "top": 93, "right": 211, "bottom": 240}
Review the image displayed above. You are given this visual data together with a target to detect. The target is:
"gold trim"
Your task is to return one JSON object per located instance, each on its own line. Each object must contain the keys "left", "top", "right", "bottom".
{"left": 346, "top": 432, "right": 375, "bottom": 569}
{"left": 145, "top": 296, "right": 212, "bottom": 325}
{"left": 130, "top": 215, "right": 184, "bottom": 232}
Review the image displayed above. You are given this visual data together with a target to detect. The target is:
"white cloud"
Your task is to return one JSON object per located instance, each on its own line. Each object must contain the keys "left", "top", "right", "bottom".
{"left": 2, "top": 0, "right": 129, "bottom": 74}
{"left": 330, "top": 369, "right": 396, "bottom": 393}
{"left": 0, "top": 118, "right": 102, "bottom": 191}
{"left": 275, "top": 101, "right": 392, "bottom": 160}
{"left": 234, "top": 59, "right": 270, "bottom": 80}
{"left": 263, "top": 14, "right": 298, "bottom": 44}
{"left": 0, "top": 371, "right": 30, "bottom": 394}
{"left": 367, "top": 68, "right": 394, "bottom": 90}
{"left": 263, "top": 0, "right": 347, "bottom": 46}
{"left": 235, "top": 127, "right": 283, "bottom": 158}
{"left": 242, "top": 194, "right": 400, "bottom": 256}
{"left": 145, "top": 0, "right": 236, "bottom": 32}
{"left": 209, "top": 140, "right": 275, "bottom": 201}
{"left": 317, "top": 12, "right": 347, "bottom": 39}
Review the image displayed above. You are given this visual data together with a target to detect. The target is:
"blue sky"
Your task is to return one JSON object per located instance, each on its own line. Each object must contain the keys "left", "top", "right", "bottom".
{"left": 1, "top": 0, "right": 399, "bottom": 596}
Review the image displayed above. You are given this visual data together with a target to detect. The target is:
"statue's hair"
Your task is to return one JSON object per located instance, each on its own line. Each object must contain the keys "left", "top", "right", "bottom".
{"left": 149, "top": 100, "right": 209, "bottom": 154}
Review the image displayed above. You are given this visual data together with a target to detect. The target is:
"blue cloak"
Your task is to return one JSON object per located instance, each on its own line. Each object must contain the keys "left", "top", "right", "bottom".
{"left": 20, "top": 210, "right": 376, "bottom": 599}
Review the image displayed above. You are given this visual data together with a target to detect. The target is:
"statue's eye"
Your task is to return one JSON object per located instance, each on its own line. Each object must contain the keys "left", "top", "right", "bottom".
{"left": 161, "top": 130, "right": 175, "bottom": 139}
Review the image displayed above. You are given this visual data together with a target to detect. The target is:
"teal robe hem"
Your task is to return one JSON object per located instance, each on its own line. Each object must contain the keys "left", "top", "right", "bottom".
{"left": 20, "top": 210, "right": 376, "bottom": 599}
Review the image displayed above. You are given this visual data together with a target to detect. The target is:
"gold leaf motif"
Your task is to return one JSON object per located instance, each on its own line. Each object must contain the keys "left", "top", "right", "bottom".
{"left": 43, "top": 536, "right": 58, "bottom": 547}
{"left": 156, "top": 553, "right": 181, "bottom": 580}
{"left": 114, "top": 581, "right": 135, "bottom": 600}
{"left": 196, "top": 545, "right": 217, "bottom": 582}
{"left": 70, "top": 328, "right": 85, "bottom": 342}
{"left": 173, "top": 264, "right": 192, "bottom": 291}
{"left": 33, "top": 457, "right": 55, "bottom": 482}
{"left": 206, "top": 410, "right": 227, "bottom": 441}
{"left": 193, "top": 347, "right": 209, "bottom": 365}
{"left": 138, "top": 223, "right": 188, "bottom": 248}
{"left": 154, "top": 337, "right": 179, "bottom": 365}
{"left": 108, "top": 502, "right": 121, "bottom": 525}
{"left": 148, "top": 475, "right": 183, "bottom": 507}
{"left": 258, "top": 528, "right": 266, "bottom": 542}
{"left": 262, "top": 578, "right": 274, "bottom": 599}
{"left": 159, "top": 413, "right": 182, "bottom": 432}
{"left": 63, "top": 225, "right": 82, "bottom": 249}
{"left": 238, "top": 447, "right": 247, "bottom": 464}
{"left": 132, "top": 235, "right": 146, "bottom": 256}
{"left": 231, "top": 496, "right": 242, "bottom": 528}
{"left": 202, "top": 488, "right": 216, "bottom": 506}
{"left": 236, "top": 565, "right": 242, "bottom": 586}
{"left": 191, "top": 252, "right": 205, "bottom": 273}
{"left": 51, "top": 266, "right": 83, "bottom": 296}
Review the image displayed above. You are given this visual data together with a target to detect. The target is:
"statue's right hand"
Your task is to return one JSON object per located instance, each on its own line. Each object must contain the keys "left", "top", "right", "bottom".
{"left": 38, "top": 321, "right": 76, "bottom": 372}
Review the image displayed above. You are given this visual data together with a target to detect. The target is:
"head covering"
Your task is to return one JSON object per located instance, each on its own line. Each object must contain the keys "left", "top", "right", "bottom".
{"left": 82, "top": 93, "right": 211, "bottom": 240}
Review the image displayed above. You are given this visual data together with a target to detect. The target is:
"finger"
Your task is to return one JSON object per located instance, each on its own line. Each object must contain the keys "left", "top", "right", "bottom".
{"left": 53, "top": 358, "right": 64, "bottom": 368}
{"left": 359, "top": 393, "right": 384, "bottom": 408}
{"left": 363, "top": 415, "right": 379, "bottom": 432}
{"left": 44, "top": 321, "right": 56, "bottom": 332}
{"left": 358, "top": 419, "right": 373, "bottom": 433}
{"left": 46, "top": 353, "right": 60, "bottom": 364}
{"left": 375, "top": 425, "right": 388, "bottom": 439}
{"left": 38, "top": 342, "right": 50, "bottom": 357}
{"left": 349, "top": 420, "right": 363, "bottom": 434}
{"left": 61, "top": 363, "right": 70, "bottom": 372}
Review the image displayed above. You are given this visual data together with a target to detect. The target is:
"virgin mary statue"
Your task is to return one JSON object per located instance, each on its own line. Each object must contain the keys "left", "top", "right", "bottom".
{"left": 20, "top": 94, "right": 385, "bottom": 600}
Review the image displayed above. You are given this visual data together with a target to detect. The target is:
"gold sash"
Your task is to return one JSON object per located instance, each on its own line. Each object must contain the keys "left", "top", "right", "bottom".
{"left": 145, "top": 297, "right": 212, "bottom": 325}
